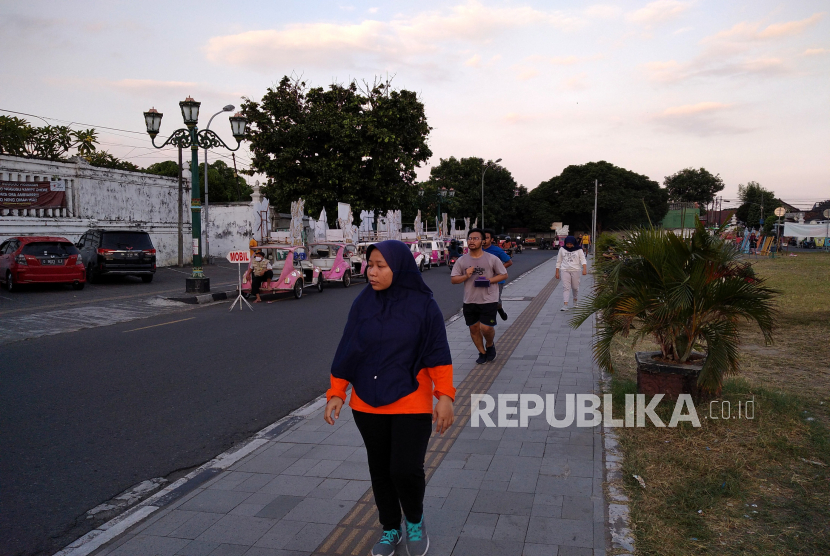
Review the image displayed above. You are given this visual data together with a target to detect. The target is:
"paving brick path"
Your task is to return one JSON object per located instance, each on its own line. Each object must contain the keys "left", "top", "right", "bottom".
{"left": 79, "top": 258, "right": 607, "bottom": 556}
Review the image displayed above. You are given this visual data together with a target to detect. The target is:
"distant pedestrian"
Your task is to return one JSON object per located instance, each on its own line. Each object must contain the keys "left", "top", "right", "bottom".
{"left": 244, "top": 250, "right": 272, "bottom": 303}
{"left": 324, "top": 240, "right": 454, "bottom": 556}
{"left": 749, "top": 233, "right": 757, "bottom": 256}
{"left": 451, "top": 229, "right": 508, "bottom": 364}
{"left": 482, "top": 228, "right": 513, "bottom": 321}
{"left": 582, "top": 233, "right": 591, "bottom": 255}
{"left": 555, "top": 236, "right": 587, "bottom": 311}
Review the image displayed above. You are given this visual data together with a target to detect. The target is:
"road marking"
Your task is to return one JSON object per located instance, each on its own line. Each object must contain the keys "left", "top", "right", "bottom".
{"left": 0, "top": 283, "right": 238, "bottom": 317}
{"left": 123, "top": 317, "right": 195, "bottom": 333}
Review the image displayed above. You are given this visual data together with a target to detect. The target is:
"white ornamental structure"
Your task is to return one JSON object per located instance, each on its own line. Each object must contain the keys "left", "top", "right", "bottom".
{"left": 289, "top": 198, "right": 305, "bottom": 246}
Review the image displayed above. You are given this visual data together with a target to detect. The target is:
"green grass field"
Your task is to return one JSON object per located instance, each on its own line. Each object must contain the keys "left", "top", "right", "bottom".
{"left": 607, "top": 253, "right": 829, "bottom": 555}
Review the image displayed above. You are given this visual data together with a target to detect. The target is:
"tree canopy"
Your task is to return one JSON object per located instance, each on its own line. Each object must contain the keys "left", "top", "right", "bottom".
{"left": 0, "top": 116, "right": 98, "bottom": 161}
{"left": 526, "top": 161, "right": 668, "bottom": 232}
{"left": 421, "top": 156, "right": 519, "bottom": 231}
{"left": 144, "top": 159, "right": 251, "bottom": 202}
{"left": 241, "top": 76, "right": 432, "bottom": 219}
{"left": 663, "top": 167, "right": 724, "bottom": 207}
{"left": 736, "top": 181, "right": 780, "bottom": 233}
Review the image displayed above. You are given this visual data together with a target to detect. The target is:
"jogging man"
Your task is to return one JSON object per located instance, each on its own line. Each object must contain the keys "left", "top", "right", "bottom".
{"left": 482, "top": 228, "right": 513, "bottom": 321}
{"left": 451, "top": 229, "right": 508, "bottom": 364}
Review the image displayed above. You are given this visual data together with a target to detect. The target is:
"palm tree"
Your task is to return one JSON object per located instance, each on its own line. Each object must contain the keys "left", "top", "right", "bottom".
{"left": 571, "top": 220, "right": 777, "bottom": 393}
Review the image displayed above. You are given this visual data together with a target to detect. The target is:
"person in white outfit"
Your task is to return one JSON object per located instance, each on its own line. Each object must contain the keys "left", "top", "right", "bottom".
{"left": 555, "top": 235, "right": 587, "bottom": 311}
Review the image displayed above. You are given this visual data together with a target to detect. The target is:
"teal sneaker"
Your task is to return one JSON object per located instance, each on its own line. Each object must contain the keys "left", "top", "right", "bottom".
{"left": 371, "top": 527, "right": 402, "bottom": 556}
{"left": 404, "top": 516, "right": 429, "bottom": 556}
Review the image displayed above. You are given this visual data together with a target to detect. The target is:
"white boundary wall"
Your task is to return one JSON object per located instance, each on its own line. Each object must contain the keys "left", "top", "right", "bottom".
{"left": 0, "top": 155, "right": 192, "bottom": 266}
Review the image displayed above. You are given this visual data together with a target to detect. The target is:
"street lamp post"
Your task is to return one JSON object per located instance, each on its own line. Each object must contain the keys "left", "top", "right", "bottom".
{"left": 203, "top": 104, "right": 236, "bottom": 263}
{"left": 143, "top": 98, "right": 247, "bottom": 293}
{"left": 481, "top": 158, "right": 502, "bottom": 229}
{"left": 419, "top": 186, "right": 455, "bottom": 235}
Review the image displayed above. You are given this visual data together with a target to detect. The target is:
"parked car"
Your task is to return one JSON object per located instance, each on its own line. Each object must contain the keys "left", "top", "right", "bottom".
{"left": 418, "top": 239, "right": 448, "bottom": 268}
{"left": 309, "top": 242, "right": 367, "bottom": 287}
{"left": 77, "top": 229, "right": 156, "bottom": 283}
{"left": 241, "top": 244, "right": 323, "bottom": 299}
{"left": 0, "top": 236, "right": 86, "bottom": 291}
{"left": 403, "top": 241, "right": 428, "bottom": 272}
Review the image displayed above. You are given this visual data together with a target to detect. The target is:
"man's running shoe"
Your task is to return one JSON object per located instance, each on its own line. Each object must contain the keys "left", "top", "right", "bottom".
{"left": 485, "top": 344, "right": 496, "bottom": 362}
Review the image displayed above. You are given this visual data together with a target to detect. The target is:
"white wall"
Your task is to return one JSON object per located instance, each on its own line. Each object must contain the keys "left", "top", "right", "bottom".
{"left": 204, "top": 203, "right": 256, "bottom": 260}
{"left": 0, "top": 155, "right": 192, "bottom": 266}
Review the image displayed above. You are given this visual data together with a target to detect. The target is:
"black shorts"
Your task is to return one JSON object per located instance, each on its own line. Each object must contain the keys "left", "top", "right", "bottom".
{"left": 463, "top": 302, "right": 499, "bottom": 327}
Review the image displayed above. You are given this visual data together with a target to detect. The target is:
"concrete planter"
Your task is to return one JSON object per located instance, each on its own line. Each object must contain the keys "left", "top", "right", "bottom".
{"left": 635, "top": 351, "right": 720, "bottom": 402}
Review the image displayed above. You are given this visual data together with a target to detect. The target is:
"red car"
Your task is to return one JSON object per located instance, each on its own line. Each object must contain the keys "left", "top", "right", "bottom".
{"left": 0, "top": 236, "right": 86, "bottom": 291}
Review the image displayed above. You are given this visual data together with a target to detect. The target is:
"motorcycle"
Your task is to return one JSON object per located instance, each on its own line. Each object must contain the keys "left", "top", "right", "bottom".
{"left": 801, "top": 238, "right": 817, "bottom": 249}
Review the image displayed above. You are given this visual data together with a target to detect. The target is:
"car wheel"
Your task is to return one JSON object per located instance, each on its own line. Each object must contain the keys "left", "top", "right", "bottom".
{"left": 5, "top": 271, "right": 14, "bottom": 292}
{"left": 72, "top": 281, "right": 85, "bottom": 290}
{"left": 141, "top": 274, "right": 153, "bottom": 283}
{"left": 419, "top": 260, "right": 425, "bottom": 273}
{"left": 294, "top": 279, "right": 303, "bottom": 299}
{"left": 317, "top": 278, "right": 324, "bottom": 292}
{"left": 343, "top": 271, "right": 351, "bottom": 288}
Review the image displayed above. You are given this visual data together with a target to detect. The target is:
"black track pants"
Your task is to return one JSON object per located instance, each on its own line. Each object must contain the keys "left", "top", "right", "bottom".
{"left": 352, "top": 410, "right": 432, "bottom": 530}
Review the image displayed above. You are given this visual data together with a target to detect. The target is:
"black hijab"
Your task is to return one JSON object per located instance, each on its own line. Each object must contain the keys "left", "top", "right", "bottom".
{"left": 330, "top": 240, "right": 452, "bottom": 407}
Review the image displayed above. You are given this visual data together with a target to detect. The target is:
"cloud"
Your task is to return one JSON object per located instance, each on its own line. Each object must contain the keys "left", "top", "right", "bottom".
{"left": 515, "top": 66, "right": 539, "bottom": 80}
{"left": 654, "top": 101, "right": 750, "bottom": 135}
{"left": 368, "top": 7, "right": 379, "bottom": 14}
{"left": 504, "top": 112, "right": 534, "bottom": 124}
{"left": 646, "top": 56, "right": 787, "bottom": 82}
{"left": 465, "top": 54, "right": 481, "bottom": 67}
{"left": 110, "top": 79, "right": 200, "bottom": 92}
{"left": 562, "top": 73, "right": 589, "bottom": 90}
{"left": 584, "top": 4, "right": 622, "bottom": 19}
{"left": 802, "top": 47, "right": 829, "bottom": 56}
{"left": 204, "top": 1, "right": 585, "bottom": 73}
{"left": 707, "top": 13, "right": 825, "bottom": 42}
{"left": 660, "top": 101, "right": 731, "bottom": 116}
{"left": 626, "top": 1, "right": 692, "bottom": 26}
{"left": 644, "top": 14, "right": 824, "bottom": 83}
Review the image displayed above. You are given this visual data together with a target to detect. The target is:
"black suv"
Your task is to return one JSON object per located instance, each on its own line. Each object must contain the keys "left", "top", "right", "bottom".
{"left": 77, "top": 229, "right": 157, "bottom": 283}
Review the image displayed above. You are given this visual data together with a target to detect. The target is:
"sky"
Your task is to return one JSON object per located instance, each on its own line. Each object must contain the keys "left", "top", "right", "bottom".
{"left": 1, "top": 0, "right": 828, "bottom": 211}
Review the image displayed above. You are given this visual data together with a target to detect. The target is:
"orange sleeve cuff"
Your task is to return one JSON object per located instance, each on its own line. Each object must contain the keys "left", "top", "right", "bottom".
{"left": 427, "top": 364, "right": 456, "bottom": 401}
{"left": 327, "top": 376, "right": 349, "bottom": 403}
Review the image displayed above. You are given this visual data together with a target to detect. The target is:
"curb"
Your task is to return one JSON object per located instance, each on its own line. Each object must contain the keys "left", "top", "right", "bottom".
{"left": 54, "top": 395, "right": 329, "bottom": 556}
{"left": 168, "top": 289, "right": 237, "bottom": 305}
{"left": 601, "top": 368, "right": 637, "bottom": 555}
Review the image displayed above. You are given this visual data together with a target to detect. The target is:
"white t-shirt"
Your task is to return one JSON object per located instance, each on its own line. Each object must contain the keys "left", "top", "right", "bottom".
{"left": 556, "top": 248, "right": 587, "bottom": 272}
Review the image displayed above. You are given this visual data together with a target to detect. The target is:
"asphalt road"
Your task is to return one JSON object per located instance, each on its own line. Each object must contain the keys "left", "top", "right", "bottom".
{"left": 0, "top": 249, "right": 556, "bottom": 556}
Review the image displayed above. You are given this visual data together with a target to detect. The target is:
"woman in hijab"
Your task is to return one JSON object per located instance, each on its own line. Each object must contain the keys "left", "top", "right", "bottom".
{"left": 324, "top": 240, "right": 454, "bottom": 556}
{"left": 555, "top": 235, "right": 588, "bottom": 311}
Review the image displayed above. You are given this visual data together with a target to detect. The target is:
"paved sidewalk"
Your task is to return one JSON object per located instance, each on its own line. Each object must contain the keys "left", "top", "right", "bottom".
{"left": 76, "top": 258, "right": 606, "bottom": 556}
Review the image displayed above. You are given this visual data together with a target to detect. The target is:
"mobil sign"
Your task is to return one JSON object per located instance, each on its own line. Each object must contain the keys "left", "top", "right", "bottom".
{"left": 226, "top": 250, "right": 250, "bottom": 264}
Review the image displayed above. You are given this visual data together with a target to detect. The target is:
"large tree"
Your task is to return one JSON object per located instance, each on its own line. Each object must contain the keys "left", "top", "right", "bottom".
{"left": 663, "top": 167, "right": 724, "bottom": 207}
{"left": 241, "top": 77, "right": 431, "bottom": 220}
{"left": 527, "top": 161, "right": 668, "bottom": 232}
{"left": 422, "top": 156, "right": 519, "bottom": 232}
{"left": 736, "top": 181, "right": 780, "bottom": 233}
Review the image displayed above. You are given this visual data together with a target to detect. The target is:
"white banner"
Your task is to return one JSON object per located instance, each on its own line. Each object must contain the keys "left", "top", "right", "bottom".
{"left": 783, "top": 223, "right": 830, "bottom": 237}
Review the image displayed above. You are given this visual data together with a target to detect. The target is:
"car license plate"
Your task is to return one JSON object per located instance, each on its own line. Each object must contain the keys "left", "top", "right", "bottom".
{"left": 43, "top": 259, "right": 64, "bottom": 265}
{"left": 127, "top": 252, "right": 138, "bottom": 258}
